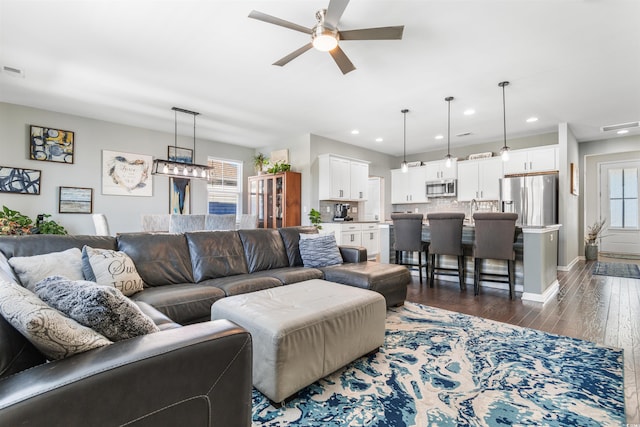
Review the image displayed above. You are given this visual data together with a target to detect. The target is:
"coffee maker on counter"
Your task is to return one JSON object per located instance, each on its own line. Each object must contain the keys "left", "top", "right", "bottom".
{"left": 333, "top": 203, "right": 353, "bottom": 221}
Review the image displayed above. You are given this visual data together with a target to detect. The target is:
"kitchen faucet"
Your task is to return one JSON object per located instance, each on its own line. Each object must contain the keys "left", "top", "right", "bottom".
{"left": 470, "top": 199, "right": 479, "bottom": 223}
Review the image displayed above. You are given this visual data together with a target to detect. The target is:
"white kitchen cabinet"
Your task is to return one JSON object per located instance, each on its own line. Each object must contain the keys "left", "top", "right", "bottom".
{"left": 318, "top": 154, "right": 369, "bottom": 201}
{"left": 391, "top": 166, "right": 428, "bottom": 204}
{"left": 457, "top": 157, "right": 503, "bottom": 201}
{"left": 320, "top": 222, "right": 380, "bottom": 256}
{"left": 350, "top": 161, "right": 369, "bottom": 200}
{"left": 503, "top": 146, "right": 558, "bottom": 175}
{"left": 424, "top": 159, "right": 457, "bottom": 181}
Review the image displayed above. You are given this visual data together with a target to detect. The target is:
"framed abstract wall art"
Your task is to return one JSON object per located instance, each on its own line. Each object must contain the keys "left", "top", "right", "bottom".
{"left": 30, "top": 125, "right": 75, "bottom": 164}
{"left": 58, "top": 186, "right": 93, "bottom": 213}
{"left": 0, "top": 166, "right": 41, "bottom": 195}
{"left": 102, "top": 150, "right": 153, "bottom": 196}
{"left": 168, "top": 146, "right": 193, "bottom": 163}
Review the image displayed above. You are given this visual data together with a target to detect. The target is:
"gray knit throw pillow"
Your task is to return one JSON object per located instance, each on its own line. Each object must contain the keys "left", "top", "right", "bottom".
{"left": 298, "top": 232, "right": 343, "bottom": 268}
{"left": 34, "top": 275, "right": 159, "bottom": 341}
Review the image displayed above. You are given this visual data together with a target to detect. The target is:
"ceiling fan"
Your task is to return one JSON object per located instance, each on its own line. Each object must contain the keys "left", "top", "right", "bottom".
{"left": 248, "top": 0, "right": 404, "bottom": 74}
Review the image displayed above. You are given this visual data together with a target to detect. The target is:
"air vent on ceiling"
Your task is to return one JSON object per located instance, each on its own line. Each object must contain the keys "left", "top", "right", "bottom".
{"left": 456, "top": 132, "right": 472, "bottom": 137}
{"left": 600, "top": 121, "right": 639, "bottom": 132}
{"left": 2, "top": 65, "right": 25, "bottom": 77}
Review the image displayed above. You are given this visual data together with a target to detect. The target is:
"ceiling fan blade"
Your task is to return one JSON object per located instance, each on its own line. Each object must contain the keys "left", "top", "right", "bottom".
{"left": 324, "top": 0, "right": 350, "bottom": 29}
{"left": 329, "top": 46, "right": 356, "bottom": 74}
{"left": 339, "top": 26, "right": 404, "bottom": 40}
{"left": 248, "top": 10, "right": 312, "bottom": 34}
{"left": 273, "top": 43, "right": 314, "bottom": 67}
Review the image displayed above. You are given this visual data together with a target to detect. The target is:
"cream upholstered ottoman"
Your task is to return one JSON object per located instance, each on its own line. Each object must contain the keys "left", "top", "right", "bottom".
{"left": 210, "top": 279, "right": 386, "bottom": 403}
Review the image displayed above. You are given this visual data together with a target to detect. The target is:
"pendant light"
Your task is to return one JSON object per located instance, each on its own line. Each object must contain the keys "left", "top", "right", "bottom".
{"left": 152, "top": 107, "right": 214, "bottom": 179}
{"left": 498, "top": 81, "right": 510, "bottom": 161}
{"left": 444, "top": 96, "right": 454, "bottom": 168}
{"left": 400, "top": 108, "right": 409, "bottom": 173}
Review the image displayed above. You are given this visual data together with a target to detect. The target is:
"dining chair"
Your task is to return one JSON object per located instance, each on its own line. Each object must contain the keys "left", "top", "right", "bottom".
{"left": 141, "top": 214, "right": 170, "bottom": 232}
{"left": 426, "top": 212, "right": 466, "bottom": 290}
{"left": 92, "top": 214, "right": 110, "bottom": 236}
{"left": 391, "top": 213, "right": 428, "bottom": 284}
{"left": 205, "top": 214, "right": 236, "bottom": 230}
{"left": 239, "top": 214, "right": 258, "bottom": 229}
{"left": 169, "top": 214, "right": 206, "bottom": 233}
{"left": 472, "top": 212, "right": 519, "bottom": 298}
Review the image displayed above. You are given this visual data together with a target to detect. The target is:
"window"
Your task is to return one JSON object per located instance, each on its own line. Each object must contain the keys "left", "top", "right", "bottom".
{"left": 207, "top": 158, "right": 242, "bottom": 217}
{"left": 609, "top": 167, "right": 638, "bottom": 228}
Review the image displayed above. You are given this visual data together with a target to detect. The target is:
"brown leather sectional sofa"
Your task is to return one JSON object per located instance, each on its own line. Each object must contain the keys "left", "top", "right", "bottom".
{"left": 0, "top": 226, "right": 410, "bottom": 426}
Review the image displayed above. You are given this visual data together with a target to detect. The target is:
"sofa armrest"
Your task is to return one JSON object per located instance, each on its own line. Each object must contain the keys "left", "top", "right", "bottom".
{"left": 0, "top": 320, "right": 252, "bottom": 427}
{"left": 339, "top": 245, "right": 368, "bottom": 263}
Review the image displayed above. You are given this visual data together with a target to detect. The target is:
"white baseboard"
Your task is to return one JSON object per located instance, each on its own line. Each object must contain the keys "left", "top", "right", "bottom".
{"left": 521, "top": 280, "right": 559, "bottom": 304}
{"left": 557, "top": 256, "right": 581, "bottom": 272}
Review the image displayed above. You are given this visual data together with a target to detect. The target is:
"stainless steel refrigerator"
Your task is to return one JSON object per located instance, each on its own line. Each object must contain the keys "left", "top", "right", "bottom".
{"left": 500, "top": 173, "right": 558, "bottom": 226}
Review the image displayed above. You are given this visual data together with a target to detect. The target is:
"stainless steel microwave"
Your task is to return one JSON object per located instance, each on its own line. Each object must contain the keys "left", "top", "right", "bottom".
{"left": 426, "top": 179, "right": 457, "bottom": 197}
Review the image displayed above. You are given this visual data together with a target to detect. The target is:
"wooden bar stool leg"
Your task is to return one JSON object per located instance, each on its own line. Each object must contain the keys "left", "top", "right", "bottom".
{"left": 508, "top": 259, "right": 515, "bottom": 299}
{"left": 474, "top": 258, "right": 481, "bottom": 296}
{"left": 418, "top": 251, "right": 423, "bottom": 284}
{"left": 457, "top": 255, "right": 466, "bottom": 291}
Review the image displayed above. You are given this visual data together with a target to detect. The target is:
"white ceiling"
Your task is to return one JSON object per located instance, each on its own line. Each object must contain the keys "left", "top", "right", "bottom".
{"left": 1, "top": 0, "right": 639, "bottom": 157}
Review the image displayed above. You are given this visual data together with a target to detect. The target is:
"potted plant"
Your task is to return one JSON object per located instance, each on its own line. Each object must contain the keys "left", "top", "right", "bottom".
{"left": 253, "top": 152, "right": 269, "bottom": 175}
{"left": 308, "top": 208, "right": 322, "bottom": 230}
{"left": 0, "top": 206, "right": 67, "bottom": 235}
{"left": 585, "top": 218, "right": 606, "bottom": 261}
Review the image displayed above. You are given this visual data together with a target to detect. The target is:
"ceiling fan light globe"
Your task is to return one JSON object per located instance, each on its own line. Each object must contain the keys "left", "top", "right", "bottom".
{"left": 312, "top": 26, "right": 339, "bottom": 51}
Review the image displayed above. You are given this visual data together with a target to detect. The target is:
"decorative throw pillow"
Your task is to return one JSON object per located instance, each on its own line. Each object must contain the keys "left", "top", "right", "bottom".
{"left": 298, "top": 232, "right": 343, "bottom": 268}
{"left": 34, "top": 275, "right": 159, "bottom": 342}
{"left": 81, "top": 246, "right": 144, "bottom": 296}
{"left": 8, "top": 248, "right": 83, "bottom": 291}
{"left": 0, "top": 280, "right": 111, "bottom": 360}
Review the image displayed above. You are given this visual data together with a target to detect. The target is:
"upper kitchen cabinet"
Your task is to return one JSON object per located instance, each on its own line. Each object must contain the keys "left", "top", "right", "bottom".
{"left": 318, "top": 154, "right": 369, "bottom": 201}
{"left": 502, "top": 145, "right": 559, "bottom": 175}
{"left": 457, "top": 157, "right": 503, "bottom": 201}
{"left": 391, "top": 166, "right": 428, "bottom": 204}
{"left": 425, "top": 159, "right": 457, "bottom": 181}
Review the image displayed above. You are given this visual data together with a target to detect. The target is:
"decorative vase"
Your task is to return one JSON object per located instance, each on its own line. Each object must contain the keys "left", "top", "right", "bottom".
{"left": 585, "top": 243, "right": 598, "bottom": 261}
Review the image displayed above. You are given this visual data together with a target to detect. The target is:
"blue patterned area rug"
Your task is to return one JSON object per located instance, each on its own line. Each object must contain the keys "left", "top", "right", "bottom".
{"left": 593, "top": 261, "right": 640, "bottom": 279}
{"left": 251, "top": 302, "right": 625, "bottom": 426}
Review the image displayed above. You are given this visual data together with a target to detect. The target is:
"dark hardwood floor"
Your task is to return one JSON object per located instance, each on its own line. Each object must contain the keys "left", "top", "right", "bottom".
{"left": 405, "top": 259, "right": 640, "bottom": 423}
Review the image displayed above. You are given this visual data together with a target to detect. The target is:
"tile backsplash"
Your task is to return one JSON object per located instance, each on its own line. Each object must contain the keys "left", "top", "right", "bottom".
{"left": 391, "top": 199, "right": 499, "bottom": 221}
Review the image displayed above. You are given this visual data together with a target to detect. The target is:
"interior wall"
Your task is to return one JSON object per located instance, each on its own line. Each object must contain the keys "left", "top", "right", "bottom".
{"left": 581, "top": 134, "right": 640, "bottom": 253}
{"left": 558, "top": 123, "right": 580, "bottom": 268}
{"left": 0, "top": 102, "right": 255, "bottom": 235}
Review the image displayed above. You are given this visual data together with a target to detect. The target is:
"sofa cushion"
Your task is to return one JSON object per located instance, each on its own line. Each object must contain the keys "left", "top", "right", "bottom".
{"left": 299, "top": 232, "right": 343, "bottom": 268}
{"left": 130, "top": 284, "right": 226, "bottom": 325}
{"left": 81, "top": 246, "right": 144, "bottom": 296}
{"left": 117, "top": 233, "right": 194, "bottom": 286}
{"left": 278, "top": 226, "right": 319, "bottom": 267}
{"left": 0, "top": 235, "right": 117, "bottom": 259}
{"left": 250, "top": 267, "right": 324, "bottom": 285}
{"left": 201, "top": 274, "right": 283, "bottom": 297}
{"left": 0, "top": 280, "right": 111, "bottom": 360}
{"left": 185, "top": 231, "right": 248, "bottom": 282}
{"left": 34, "top": 276, "right": 159, "bottom": 341}
{"left": 237, "top": 229, "right": 289, "bottom": 273}
{"left": 8, "top": 248, "right": 83, "bottom": 291}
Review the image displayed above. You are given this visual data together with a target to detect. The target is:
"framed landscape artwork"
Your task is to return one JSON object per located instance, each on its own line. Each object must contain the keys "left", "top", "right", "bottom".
{"left": 59, "top": 186, "right": 93, "bottom": 213}
{"left": 570, "top": 163, "right": 579, "bottom": 196}
{"left": 168, "top": 145, "right": 193, "bottom": 214}
{"left": 102, "top": 150, "right": 153, "bottom": 196}
{"left": 168, "top": 146, "right": 193, "bottom": 163}
{"left": 0, "top": 166, "right": 41, "bottom": 195}
{"left": 30, "top": 125, "right": 75, "bottom": 164}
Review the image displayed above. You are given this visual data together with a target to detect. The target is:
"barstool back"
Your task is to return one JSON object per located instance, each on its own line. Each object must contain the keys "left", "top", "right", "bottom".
{"left": 473, "top": 212, "right": 518, "bottom": 260}
{"left": 427, "top": 212, "right": 465, "bottom": 256}
{"left": 391, "top": 213, "right": 424, "bottom": 252}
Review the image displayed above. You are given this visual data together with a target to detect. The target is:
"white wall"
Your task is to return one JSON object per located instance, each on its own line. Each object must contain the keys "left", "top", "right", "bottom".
{"left": 558, "top": 123, "right": 580, "bottom": 268}
{"left": 0, "top": 102, "right": 255, "bottom": 235}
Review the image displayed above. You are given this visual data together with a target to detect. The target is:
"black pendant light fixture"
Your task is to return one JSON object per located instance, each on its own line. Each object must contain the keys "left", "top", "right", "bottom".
{"left": 152, "top": 107, "right": 214, "bottom": 179}
{"left": 401, "top": 108, "right": 409, "bottom": 173}
{"left": 444, "top": 96, "right": 454, "bottom": 168}
{"left": 499, "top": 81, "right": 510, "bottom": 161}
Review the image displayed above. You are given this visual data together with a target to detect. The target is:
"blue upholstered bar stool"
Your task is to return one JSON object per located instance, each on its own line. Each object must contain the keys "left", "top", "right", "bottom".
{"left": 472, "top": 212, "right": 518, "bottom": 299}
{"left": 391, "top": 213, "right": 428, "bottom": 284}
{"left": 426, "top": 212, "right": 466, "bottom": 290}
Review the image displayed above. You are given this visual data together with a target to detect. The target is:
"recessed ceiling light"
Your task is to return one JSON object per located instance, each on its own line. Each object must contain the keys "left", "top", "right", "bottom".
{"left": 435, "top": 134, "right": 444, "bottom": 140}
{"left": 526, "top": 117, "right": 538, "bottom": 123}
{"left": 375, "top": 137, "right": 383, "bottom": 142}
{"left": 617, "top": 129, "right": 629, "bottom": 135}
{"left": 351, "top": 129, "right": 360, "bottom": 135}
{"left": 463, "top": 109, "right": 475, "bottom": 116}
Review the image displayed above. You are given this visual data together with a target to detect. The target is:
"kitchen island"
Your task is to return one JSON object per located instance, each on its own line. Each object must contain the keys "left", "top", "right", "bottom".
{"left": 378, "top": 222, "right": 560, "bottom": 303}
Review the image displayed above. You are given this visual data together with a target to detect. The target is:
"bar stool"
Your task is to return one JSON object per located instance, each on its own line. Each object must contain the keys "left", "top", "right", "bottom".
{"left": 472, "top": 212, "right": 518, "bottom": 299}
{"left": 391, "top": 213, "right": 428, "bottom": 284}
{"left": 426, "top": 212, "right": 466, "bottom": 290}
